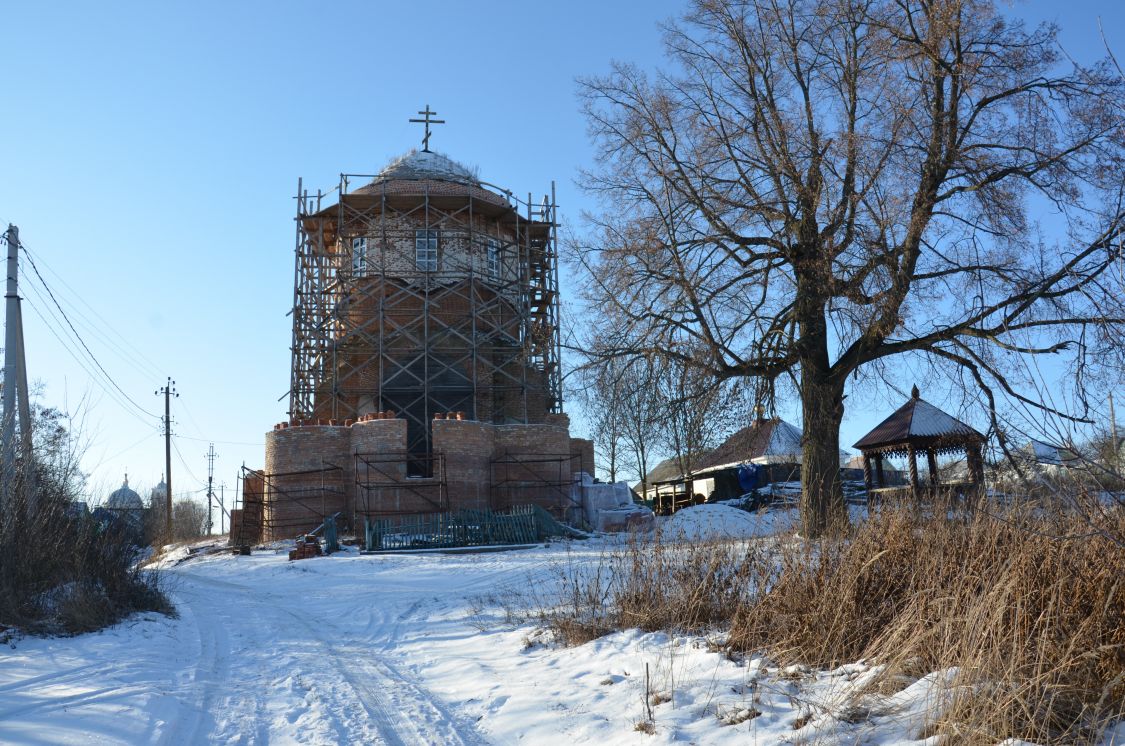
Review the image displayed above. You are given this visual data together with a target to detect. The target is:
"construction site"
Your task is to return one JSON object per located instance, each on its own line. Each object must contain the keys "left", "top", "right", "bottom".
{"left": 231, "top": 131, "right": 599, "bottom": 547}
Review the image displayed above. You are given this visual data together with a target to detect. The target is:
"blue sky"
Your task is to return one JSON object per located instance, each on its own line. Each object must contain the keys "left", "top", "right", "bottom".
{"left": 1, "top": 0, "right": 1122, "bottom": 515}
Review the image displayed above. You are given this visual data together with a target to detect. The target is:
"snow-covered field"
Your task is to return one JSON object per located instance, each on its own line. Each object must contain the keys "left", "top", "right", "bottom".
{"left": 1, "top": 512, "right": 1121, "bottom": 745}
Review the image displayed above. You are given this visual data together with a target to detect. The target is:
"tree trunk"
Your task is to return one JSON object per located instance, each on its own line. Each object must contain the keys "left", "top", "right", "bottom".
{"left": 800, "top": 374, "right": 847, "bottom": 537}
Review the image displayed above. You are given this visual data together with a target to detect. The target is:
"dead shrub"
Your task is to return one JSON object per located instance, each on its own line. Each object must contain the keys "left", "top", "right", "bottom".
{"left": 0, "top": 479, "right": 172, "bottom": 635}
{"left": 729, "top": 502, "right": 1125, "bottom": 744}
{"left": 537, "top": 533, "right": 765, "bottom": 645}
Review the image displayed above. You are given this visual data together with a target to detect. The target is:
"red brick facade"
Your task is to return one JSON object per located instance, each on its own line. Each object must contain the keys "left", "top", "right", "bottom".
{"left": 256, "top": 414, "right": 590, "bottom": 541}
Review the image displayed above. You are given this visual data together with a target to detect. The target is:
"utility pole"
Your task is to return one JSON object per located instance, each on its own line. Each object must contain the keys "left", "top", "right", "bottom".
{"left": 219, "top": 481, "right": 226, "bottom": 535}
{"left": 155, "top": 379, "right": 177, "bottom": 541}
{"left": 1110, "top": 392, "right": 1119, "bottom": 472}
{"left": 205, "top": 443, "right": 217, "bottom": 535}
{"left": 2, "top": 224, "right": 31, "bottom": 514}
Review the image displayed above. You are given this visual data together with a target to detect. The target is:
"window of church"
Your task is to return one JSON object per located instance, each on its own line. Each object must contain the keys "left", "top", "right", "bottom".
{"left": 351, "top": 236, "right": 367, "bottom": 275}
{"left": 486, "top": 237, "right": 501, "bottom": 280}
{"left": 415, "top": 229, "right": 439, "bottom": 271}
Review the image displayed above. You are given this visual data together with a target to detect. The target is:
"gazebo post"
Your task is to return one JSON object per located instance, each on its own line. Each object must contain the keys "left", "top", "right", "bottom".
{"left": 875, "top": 453, "right": 885, "bottom": 488}
{"left": 927, "top": 448, "right": 939, "bottom": 486}
{"left": 906, "top": 444, "right": 920, "bottom": 496}
{"left": 862, "top": 455, "right": 872, "bottom": 494}
{"left": 966, "top": 441, "right": 985, "bottom": 500}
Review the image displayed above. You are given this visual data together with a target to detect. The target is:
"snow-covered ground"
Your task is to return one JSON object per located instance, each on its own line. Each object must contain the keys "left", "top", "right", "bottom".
{"left": 1, "top": 512, "right": 1121, "bottom": 745}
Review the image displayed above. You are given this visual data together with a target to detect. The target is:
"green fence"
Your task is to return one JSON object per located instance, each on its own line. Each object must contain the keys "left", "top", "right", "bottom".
{"left": 364, "top": 505, "right": 543, "bottom": 551}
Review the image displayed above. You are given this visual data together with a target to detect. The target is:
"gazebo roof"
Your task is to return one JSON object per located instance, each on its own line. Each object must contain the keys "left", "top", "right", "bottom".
{"left": 853, "top": 386, "right": 983, "bottom": 453}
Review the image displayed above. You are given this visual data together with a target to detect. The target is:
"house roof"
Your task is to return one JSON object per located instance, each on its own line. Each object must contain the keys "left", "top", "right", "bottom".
{"left": 1029, "top": 439, "right": 1064, "bottom": 465}
{"left": 694, "top": 417, "right": 803, "bottom": 472}
{"left": 853, "top": 386, "right": 983, "bottom": 453}
{"left": 643, "top": 456, "right": 688, "bottom": 485}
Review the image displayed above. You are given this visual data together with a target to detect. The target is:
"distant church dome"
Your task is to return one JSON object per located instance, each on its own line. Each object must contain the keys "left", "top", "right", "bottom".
{"left": 375, "top": 149, "right": 479, "bottom": 185}
{"left": 106, "top": 475, "right": 143, "bottom": 512}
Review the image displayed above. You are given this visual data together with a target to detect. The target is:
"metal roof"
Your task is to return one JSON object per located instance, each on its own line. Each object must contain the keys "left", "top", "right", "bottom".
{"left": 853, "top": 390, "right": 983, "bottom": 451}
{"left": 106, "top": 477, "right": 144, "bottom": 511}
{"left": 694, "top": 417, "right": 803, "bottom": 471}
{"left": 373, "top": 149, "right": 479, "bottom": 185}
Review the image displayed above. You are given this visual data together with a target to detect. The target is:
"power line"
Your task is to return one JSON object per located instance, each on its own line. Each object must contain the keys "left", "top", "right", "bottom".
{"left": 17, "top": 247, "right": 165, "bottom": 381}
{"left": 170, "top": 434, "right": 203, "bottom": 488}
{"left": 171, "top": 432, "right": 264, "bottom": 447}
{"left": 100, "top": 430, "right": 161, "bottom": 463}
{"left": 18, "top": 245, "right": 158, "bottom": 419}
{"left": 19, "top": 289, "right": 157, "bottom": 429}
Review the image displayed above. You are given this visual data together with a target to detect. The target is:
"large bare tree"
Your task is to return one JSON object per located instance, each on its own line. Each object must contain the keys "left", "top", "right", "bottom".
{"left": 574, "top": 0, "right": 1125, "bottom": 535}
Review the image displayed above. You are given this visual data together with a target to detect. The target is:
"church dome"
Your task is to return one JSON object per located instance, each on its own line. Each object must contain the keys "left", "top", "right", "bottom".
{"left": 353, "top": 149, "right": 507, "bottom": 207}
{"left": 374, "top": 149, "right": 479, "bottom": 184}
{"left": 106, "top": 476, "right": 143, "bottom": 511}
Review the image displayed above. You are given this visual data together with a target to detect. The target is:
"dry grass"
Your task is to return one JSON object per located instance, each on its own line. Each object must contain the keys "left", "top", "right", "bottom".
{"left": 537, "top": 534, "right": 764, "bottom": 645}
{"left": 527, "top": 501, "right": 1123, "bottom": 743}
{"left": 729, "top": 502, "right": 1125, "bottom": 744}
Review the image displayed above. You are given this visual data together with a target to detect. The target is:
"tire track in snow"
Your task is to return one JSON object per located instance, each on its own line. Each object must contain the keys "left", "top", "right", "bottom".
{"left": 169, "top": 566, "right": 490, "bottom": 745}
{"left": 157, "top": 580, "right": 230, "bottom": 745}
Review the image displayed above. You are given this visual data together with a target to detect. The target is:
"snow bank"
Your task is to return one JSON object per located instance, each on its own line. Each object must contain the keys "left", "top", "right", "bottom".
{"left": 3, "top": 542, "right": 1120, "bottom": 744}
{"left": 660, "top": 503, "right": 796, "bottom": 541}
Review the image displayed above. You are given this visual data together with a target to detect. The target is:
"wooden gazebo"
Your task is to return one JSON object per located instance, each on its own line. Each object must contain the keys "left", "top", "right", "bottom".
{"left": 853, "top": 386, "right": 986, "bottom": 499}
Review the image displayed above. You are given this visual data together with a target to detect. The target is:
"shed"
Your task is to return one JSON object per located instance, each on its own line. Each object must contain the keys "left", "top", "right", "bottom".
{"left": 853, "top": 386, "right": 985, "bottom": 497}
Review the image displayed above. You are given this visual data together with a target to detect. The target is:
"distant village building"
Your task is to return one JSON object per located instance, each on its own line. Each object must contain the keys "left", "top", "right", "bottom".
{"left": 687, "top": 417, "right": 804, "bottom": 506}
{"left": 636, "top": 417, "right": 813, "bottom": 513}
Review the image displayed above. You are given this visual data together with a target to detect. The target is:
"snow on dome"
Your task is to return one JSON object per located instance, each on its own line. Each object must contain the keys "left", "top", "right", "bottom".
{"left": 106, "top": 476, "right": 143, "bottom": 512}
{"left": 375, "top": 149, "right": 479, "bottom": 185}
{"left": 661, "top": 504, "right": 794, "bottom": 541}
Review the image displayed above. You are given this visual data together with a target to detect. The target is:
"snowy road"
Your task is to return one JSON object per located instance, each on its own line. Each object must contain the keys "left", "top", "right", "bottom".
{"left": 6, "top": 528, "right": 1114, "bottom": 744}
{"left": 162, "top": 571, "right": 489, "bottom": 745}
{"left": 0, "top": 545, "right": 543, "bottom": 745}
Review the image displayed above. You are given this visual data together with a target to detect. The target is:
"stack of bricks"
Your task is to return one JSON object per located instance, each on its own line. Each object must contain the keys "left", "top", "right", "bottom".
{"left": 288, "top": 535, "right": 322, "bottom": 561}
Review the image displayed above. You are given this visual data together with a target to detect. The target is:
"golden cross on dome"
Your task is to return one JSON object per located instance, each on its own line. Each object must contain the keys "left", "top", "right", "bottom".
{"left": 409, "top": 104, "right": 445, "bottom": 152}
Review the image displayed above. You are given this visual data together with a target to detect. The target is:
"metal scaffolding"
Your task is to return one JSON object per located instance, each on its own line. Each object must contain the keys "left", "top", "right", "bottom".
{"left": 288, "top": 172, "right": 562, "bottom": 466}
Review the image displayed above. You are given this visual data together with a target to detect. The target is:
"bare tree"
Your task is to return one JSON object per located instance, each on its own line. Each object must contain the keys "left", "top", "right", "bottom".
{"left": 607, "top": 356, "right": 666, "bottom": 494}
{"left": 575, "top": 358, "right": 627, "bottom": 481}
{"left": 574, "top": 0, "right": 1125, "bottom": 535}
{"left": 654, "top": 355, "right": 735, "bottom": 487}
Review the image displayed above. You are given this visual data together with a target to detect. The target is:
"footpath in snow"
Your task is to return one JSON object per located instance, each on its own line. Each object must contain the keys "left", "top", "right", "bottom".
{"left": 1, "top": 508, "right": 1121, "bottom": 745}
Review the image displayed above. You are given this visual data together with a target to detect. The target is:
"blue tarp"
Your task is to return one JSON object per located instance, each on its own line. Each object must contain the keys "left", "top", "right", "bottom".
{"left": 736, "top": 463, "right": 759, "bottom": 492}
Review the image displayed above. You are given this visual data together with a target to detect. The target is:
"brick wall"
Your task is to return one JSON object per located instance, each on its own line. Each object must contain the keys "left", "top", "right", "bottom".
{"left": 258, "top": 415, "right": 590, "bottom": 533}
{"left": 569, "top": 438, "right": 595, "bottom": 478}
{"left": 433, "top": 419, "right": 495, "bottom": 511}
{"left": 262, "top": 425, "right": 351, "bottom": 540}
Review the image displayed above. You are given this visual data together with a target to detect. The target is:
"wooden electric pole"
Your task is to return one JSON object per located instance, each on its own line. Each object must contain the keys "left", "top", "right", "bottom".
{"left": 205, "top": 443, "right": 217, "bottom": 535}
{"left": 155, "top": 379, "right": 177, "bottom": 541}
